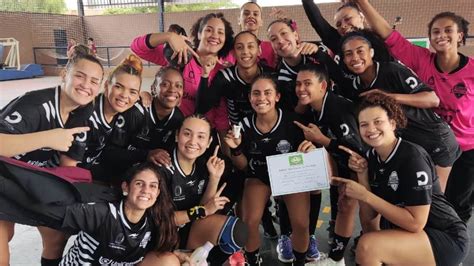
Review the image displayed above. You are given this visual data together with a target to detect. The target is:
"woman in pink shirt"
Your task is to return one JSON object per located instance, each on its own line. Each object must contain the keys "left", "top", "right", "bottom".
{"left": 353, "top": 0, "right": 473, "bottom": 223}
{"left": 131, "top": 13, "right": 234, "bottom": 136}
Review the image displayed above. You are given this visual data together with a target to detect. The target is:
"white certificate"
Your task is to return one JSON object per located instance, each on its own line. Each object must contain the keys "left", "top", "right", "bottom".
{"left": 266, "top": 148, "right": 330, "bottom": 196}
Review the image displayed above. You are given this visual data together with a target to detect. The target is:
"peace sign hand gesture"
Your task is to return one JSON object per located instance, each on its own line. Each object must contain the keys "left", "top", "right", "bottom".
{"left": 204, "top": 183, "right": 230, "bottom": 216}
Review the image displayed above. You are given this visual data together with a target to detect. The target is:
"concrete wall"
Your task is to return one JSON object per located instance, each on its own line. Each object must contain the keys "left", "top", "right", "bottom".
{"left": 1, "top": 0, "right": 473, "bottom": 73}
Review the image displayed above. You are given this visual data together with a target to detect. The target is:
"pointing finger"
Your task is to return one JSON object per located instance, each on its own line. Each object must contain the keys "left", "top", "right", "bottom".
{"left": 215, "top": 183, "right": 227, "bottom": 197}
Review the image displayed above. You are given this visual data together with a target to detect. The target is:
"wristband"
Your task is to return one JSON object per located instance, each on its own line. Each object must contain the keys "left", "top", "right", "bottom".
{"left": 187, "top": 205, "right": 206, "bottom": 221}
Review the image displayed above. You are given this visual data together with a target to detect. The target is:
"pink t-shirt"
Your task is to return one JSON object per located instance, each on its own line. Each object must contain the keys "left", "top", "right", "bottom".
{"left": 260, "top": 40, "right": 277, "bottom": 69}
{"left": 131, "top": 34, "right": 230, "bottom": 131}
{"left": 385, "top": 30, "right": 474, "bottom": 151}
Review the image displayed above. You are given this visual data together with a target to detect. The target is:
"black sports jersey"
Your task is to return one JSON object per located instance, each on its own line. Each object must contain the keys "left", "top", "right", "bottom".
{"left": 77, "top": 94, "right": 118, "bottom": 169}
{"left": 103, "top": 100, "right": 184, "bottom": 172}
{"left": 277, "top": 52, "right": 326, "bottom": 111}
{"left": 0, "top": 86, "right": 91, "bottom": 167}
{"left": 158, "top": 149, "right": 209, "bottom": 211}
{"left": 351, "top": 61, "right": 446, "bottom": 130}
{"left": 367, "top": 138, "right": 464, "bottom": 232}
{"left": 60, "top": 201, "right": 155, "bottom": 265}
{"left": 239, "top": 109, "right": 305, "bottom": 181}
{"left": 196, "top": 64, "right": 274, "bottom": 126}
{"left": 313, "top": 91, "right": 366, "bottom": 166}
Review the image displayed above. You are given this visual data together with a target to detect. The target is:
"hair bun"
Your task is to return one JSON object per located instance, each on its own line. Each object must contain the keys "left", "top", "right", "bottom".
{"left": 122, "top": 54, "right": 143, "bottom": 75}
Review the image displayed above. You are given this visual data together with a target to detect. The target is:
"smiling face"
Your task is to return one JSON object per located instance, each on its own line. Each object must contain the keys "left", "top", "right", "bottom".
{"left": 63, "top": 58, "right": 103, "bottom": 106}
{"left": 234, "top": 32, "right": 261, "bottom": 69}
{"left": 239, "top": 2, "right": 263, "bottom": 34}
{"left": 250, "top": 78, "right": 280, "bottom": 115}
{"left": 334, "top": 6, "right": 365, "bottom": 36}
{"left": 197, "top": 17, "right": 226, "bottom": 55}
{"left": 176, "top": 117, "right": 212, "bottom": 161}
{"left": 429, "top": 17, "right": 463, "bottom": 53}
{"left": 154, "top": 69, "right": 183, "bottom": 109}
{"left": 358, "top": 106, "right": 396, "bottom": 148}
{"left": 122, "top": 169, "right": 160, "bottom": 211}
{"left": 295, "top": 70, "right": 327, "bottom": 107}
{"left": 342, "top": 37, "right": 374, "bottom": 75}
{"left": 104, "top": 73, "right": 141, "bottom": 113}
{"left": 268, "top": 22, "right": 299, "bottom": 59}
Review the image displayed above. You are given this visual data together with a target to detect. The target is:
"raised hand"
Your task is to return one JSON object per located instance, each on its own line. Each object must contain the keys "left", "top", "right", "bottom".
{"left": 339, "top": 145, "right": 368, "bottom": 174}
{"left": 48, "top": 127, "right": 90, "bottom": 152}
{"left": 223, "top": 128, "right": 242, "bottom": 149}
{"left": 168, "top": 32, "right": 199, "bottom": 65}
{"left": 204, "top": 183, "right": 230, "bottom": 216}
{"left": 206, "top": 146, "right": 225, "bottom": 180}
{"left": 297, "top": 42, "right": 319, "bottom": 56}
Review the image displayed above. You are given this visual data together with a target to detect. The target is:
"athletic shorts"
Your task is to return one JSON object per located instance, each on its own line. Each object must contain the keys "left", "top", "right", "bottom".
{"left": 178, "top": 221, "right": 193, "bottom": 249}
{"left": 401, "top": 123, "right": 461, "bottom": 167}
{"left": 425, "top": 225, "right": 469, "bottom": 266}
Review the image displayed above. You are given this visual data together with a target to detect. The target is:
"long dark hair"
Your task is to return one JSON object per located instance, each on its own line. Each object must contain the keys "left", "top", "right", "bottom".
{"left": 123, "top": 162, "right": 178, "bottom": 252}
{"left": 190, "top": 12, "right": 234, "bottom": 58}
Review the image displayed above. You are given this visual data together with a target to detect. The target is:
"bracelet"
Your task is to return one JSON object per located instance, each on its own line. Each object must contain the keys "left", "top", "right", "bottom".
{"left": 187, "top": 205, "right": 206, "bottom": 221}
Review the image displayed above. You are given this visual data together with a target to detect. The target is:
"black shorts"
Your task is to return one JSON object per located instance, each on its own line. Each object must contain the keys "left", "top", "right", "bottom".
{"left": 401, "top": 124, "right": 461, "bottom": 167}
{"left": 425, "top": 225, "right": 469, "bottom": 266}
{"left": 246, "top": 173, "right": 271, "bottom": 186}
{"left": 178, "top": 222, "right": 193, "bottom": 249}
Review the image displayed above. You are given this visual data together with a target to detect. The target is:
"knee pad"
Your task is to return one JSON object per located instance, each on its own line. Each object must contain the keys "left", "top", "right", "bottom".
{"left": 217, "top": 216, "right": 248, "bottom": 254}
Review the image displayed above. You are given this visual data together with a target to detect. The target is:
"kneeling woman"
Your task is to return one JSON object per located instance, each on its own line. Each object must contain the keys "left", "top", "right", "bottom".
{"left": 224, "top": 75, "right": 316, "bottom": 266}
{"left": 331, "top": 93, "right": 468, "bottom": 266}
{"left": 158, "top": 115, "right": 248, "bottom": 264}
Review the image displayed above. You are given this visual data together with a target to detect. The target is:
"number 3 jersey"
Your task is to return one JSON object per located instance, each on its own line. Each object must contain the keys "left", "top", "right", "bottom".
{"left": 0, "top": 87, "right": 91, "bottom": 167}
{"left": 367, "top": 138, "right": 465, "bottom": 232}
{"left": 239, "top": 109, "right": 305, "bottom": 184}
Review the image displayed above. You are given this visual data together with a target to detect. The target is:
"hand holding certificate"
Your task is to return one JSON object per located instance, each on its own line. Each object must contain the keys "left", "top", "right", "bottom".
{"left": 266, "top": 148, "right": 330, "bottom": 196}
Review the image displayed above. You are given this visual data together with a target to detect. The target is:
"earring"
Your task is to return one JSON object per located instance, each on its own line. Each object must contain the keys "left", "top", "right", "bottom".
{"left": 123, "top": 191, "right": 128, "bottom": 196}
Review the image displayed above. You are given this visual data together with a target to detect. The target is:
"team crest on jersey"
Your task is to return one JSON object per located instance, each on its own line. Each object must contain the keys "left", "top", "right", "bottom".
{"left": 108, "top": 233, "right": 126, "bottom": 250}
{"left": 276, "top": 140, "right": 291, "bottom": 153}
{"left": 5, "top": 111, "right": 22, "bottom": 124}
{"left": 452, "top": 82, "right": 467, "bottom": 99}
{"left": 388, "top": 171, "right": 399, "bottom": 191}
{"left": 198, "top": 179, "right": 206, "bottom": 194}
{"left": 139, "top": 231, "right": 152, "bottom": 248}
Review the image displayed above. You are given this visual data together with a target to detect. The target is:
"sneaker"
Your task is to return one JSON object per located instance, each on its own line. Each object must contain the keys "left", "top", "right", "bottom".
{"left": 276, "top": 235, "right": 295, "bottom": 263}
{"left": 326, "top": 220, "right": 335, "bottom": 244}
{"left": 305, "top": 257, "right": 345, "bottom": 266}
{"left": 306, "top": 235, "right": 321, "bottom": 261}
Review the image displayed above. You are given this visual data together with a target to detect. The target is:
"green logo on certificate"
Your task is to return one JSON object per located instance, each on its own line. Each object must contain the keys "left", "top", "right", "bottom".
{"left": 289, "top": 154, "right": 303, "bottom": 166}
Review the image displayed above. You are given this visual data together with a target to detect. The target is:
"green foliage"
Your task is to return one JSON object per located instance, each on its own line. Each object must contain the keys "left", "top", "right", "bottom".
{"left": 0, "top": 0, "right": 66, "bottom": 14}
{"left": 103, "top": 0, "right": 237, "bottom": 15}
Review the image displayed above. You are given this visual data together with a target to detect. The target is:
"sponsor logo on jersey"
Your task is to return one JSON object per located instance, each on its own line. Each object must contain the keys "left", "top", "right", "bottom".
{"left": 276, "top": 140, "right": 291, "bottom": 153}
{"left": 108, "top": 233, "right": 126, "bottom": 251}
{"left": 452, "top": 82, "right": 467, "bottom": 99}
{"left": 388, "top": 171, "right": 399, "bottom": 191}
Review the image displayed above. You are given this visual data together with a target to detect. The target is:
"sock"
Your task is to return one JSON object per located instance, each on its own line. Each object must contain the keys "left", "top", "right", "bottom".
{"left": 329, "top": 233, "right": 350, "bottom": 261}
{"left": 309, "top": 193, "right": 322, "bottom": 234}
{"left": 330, "top": 185, "right": 339, "bottom": 220}
{"left": 278, "top": 200, "right": 291, "bottom": 236}
{"left": 292, "top": 249, "right": 306, "bottom": 265}
{"left": 207, "top": 246, "right": 229, "bottom": 266}
{"left": 41, "top": 257, "right": 62, "bottom": 266}
{"left": 244, "top": 248, "right": 260, "bottom": 264}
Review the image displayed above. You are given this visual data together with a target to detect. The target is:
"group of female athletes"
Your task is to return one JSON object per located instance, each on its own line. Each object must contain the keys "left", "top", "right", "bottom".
{"left": 0, "top": 0, "right": 472, "bottom": 265}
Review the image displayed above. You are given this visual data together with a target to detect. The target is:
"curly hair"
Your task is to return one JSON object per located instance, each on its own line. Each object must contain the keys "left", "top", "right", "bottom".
{"left": 428, "top": 12, "right": 470, "bottom": 46}
{"left": 150, "top": 66, "right": 182, "bottom": 97}
{"left": 358, "top": 92, "right": 407, "bottom": 129}
{"left": 190, "top": 13, "right": 234, "bottom": 58}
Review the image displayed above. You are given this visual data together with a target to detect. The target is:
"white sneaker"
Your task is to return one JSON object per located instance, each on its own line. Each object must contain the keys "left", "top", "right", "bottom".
{"left": 305, "top": 256, "right": 345, "bottom": 266}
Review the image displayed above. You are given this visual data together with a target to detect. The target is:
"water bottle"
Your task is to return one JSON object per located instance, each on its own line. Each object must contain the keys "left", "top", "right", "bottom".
{"left": 183, "top": 241, "right": 214, "bottom": 266}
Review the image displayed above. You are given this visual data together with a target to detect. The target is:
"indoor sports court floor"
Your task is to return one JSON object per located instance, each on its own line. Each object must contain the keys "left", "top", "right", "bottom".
{"left": 1, "top": 76, "right": 473, "bottom": 265}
